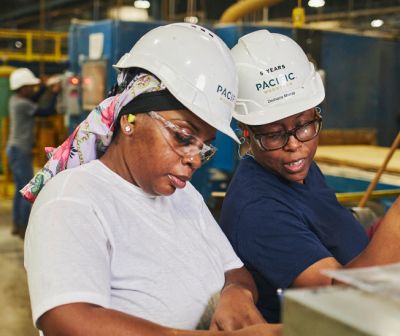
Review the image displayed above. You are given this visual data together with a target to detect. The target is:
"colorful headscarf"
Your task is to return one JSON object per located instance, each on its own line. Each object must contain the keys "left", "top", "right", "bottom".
{"left": 21, "top": 72, "right": 166, "bottom": 203}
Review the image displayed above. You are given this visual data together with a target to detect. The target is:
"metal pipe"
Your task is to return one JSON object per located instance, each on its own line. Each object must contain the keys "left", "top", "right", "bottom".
{"left": 93, "top": 0, "right": 100, "bottom": 20}
{"left": 39, "top": 0, "right": 45, "bottom": 76}
{"left": 169, "top": 0, "right": 176, "bottom": 20}
{"left": 187, "top": 0, "right": 196, "bottom": 17}
{"left": 219, "top": 0, "right": 283, "bottom": 24}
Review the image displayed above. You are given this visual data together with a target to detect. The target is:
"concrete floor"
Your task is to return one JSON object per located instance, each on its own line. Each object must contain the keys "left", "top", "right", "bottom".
{"left": 0, "top": 198, "right": 37, "bottom": 336}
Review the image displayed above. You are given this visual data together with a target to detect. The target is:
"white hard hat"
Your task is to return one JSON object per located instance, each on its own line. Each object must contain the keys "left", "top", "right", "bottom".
{"left": 231, "top": 29, "right": 325, "bottom": 126}
{"left": 46, "top": 74, "right": 62, "bottom": 86}
{"left": 10, "top": 68, "right": 40, "bottom": 91}
{"left": 113, "top": 23, "right": 239, "bottom": 143}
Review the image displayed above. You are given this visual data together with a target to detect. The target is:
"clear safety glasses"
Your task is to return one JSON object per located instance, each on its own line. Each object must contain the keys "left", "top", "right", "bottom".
{"left": 251, "top": 107, "right": 323, "bottom": 151}
{"left": 148, "top": 111, "right": 217, "bottom": 164}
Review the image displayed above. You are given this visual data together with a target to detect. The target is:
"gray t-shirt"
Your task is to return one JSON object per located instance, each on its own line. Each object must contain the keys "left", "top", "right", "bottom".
{"left": 8, "top": 94, "right": 38, "bottom": 153}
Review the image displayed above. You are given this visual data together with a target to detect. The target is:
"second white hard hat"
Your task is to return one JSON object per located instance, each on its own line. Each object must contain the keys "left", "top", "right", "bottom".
{"left": 113, "top": 23, "right": 239, "bottom": 143}
{"left": 10, "top": 68, "right": 40, "bottom": 91}
{"left": 231, "top": 29, "right": 325, "bottom": 126}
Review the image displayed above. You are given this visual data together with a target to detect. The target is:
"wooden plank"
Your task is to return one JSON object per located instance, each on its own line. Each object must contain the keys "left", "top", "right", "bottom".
{"left": 315, "top": 145, "right": 400, "bottom": 174}
{"left": 319, "top": 128, "right": 377, "bottom": 145}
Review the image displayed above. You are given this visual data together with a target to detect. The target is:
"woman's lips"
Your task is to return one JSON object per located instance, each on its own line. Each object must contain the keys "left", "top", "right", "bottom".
{"left": 283, "top": 158, "right": 305, "bottom": 173}
{"left": 168, "top": 174, "right": 187, "bottom": 189}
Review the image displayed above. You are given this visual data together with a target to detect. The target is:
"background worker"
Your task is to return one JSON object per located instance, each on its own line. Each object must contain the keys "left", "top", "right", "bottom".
{"left": 23, "top": 24, "right": 281, "bottom": 336}
{"left": 6, "top": 68, "right": 60, "bottom": 238}
{"left": 220, "top": 29, "right": 400, "bottom": 323}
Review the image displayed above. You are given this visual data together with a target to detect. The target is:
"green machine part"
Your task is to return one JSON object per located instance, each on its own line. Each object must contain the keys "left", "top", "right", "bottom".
{"left": 0, "top": 66, "right": 16, "bottom": 174}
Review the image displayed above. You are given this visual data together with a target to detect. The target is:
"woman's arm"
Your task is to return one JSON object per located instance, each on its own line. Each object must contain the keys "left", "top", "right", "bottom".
{"left": 39, "top": 302, "right": 281, "bottom": 336}
{"left": 292, "top": 197, "right": 400, "bottom": 288}
{"left": 347, "top": 196, "right": 400, "bottom": 268}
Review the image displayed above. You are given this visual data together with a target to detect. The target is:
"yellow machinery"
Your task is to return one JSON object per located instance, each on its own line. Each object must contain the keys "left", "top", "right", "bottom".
{"left": 0, "top": 29, "right": 68, "bottom": 63}
{"left": 0, "top": 28, "right": 68, "bottom": 198}
{"left": 33, "top": 114, "right": 67, "bottom": 167}
{"left": 1, "top": 114, "right": 66, "bottom": 199}
{"left": 0, "top": 66, "right": 16, "bottom": 198}
{"left": 0, "top": 86, "right": 68, "bottom": 200}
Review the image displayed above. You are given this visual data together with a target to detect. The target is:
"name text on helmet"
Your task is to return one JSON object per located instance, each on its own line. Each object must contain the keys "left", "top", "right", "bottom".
{"left": 256, "top": 73, "right": 295, "bottom": 91}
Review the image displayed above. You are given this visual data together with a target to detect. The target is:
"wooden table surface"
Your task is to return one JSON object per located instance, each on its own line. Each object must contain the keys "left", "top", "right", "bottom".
{"left": 315, "top": 145, "right": 400, "bottom": 175}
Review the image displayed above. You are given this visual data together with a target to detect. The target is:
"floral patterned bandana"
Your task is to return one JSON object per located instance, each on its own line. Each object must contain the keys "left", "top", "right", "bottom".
{"left": 21, "top": 72, "right": 165, "bottom": 203}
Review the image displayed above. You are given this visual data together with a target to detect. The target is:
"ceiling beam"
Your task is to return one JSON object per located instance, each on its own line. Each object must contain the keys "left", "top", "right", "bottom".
{"left": 0, "top": 0, "right": 83, "bottom": 21}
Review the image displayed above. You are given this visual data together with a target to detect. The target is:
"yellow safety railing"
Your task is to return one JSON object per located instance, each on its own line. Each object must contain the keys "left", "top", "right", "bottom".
{"left": 0, "top": 29, "right": 68, "bottom": 62}
{"left": 211, "top": 189, "right": 400, "bottom": 203}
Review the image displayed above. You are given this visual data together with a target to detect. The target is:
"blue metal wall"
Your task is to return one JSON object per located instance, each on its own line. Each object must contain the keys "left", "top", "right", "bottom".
{"left": 321, "top": 32, "right": 400, "bottom": 146}
{"left": 67, "top": 20, "right": 164, "bottom": 133}
{"left": 69, "top": 20, "right": 164, "bottom": 92}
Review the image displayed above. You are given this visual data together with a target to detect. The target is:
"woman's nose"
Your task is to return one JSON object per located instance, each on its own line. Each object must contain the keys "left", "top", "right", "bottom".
{"left": 182, "top": 154, "right": 202, "bottom": 169}
{"left": 284, "top": 134, "right": 302, "bottom": 151}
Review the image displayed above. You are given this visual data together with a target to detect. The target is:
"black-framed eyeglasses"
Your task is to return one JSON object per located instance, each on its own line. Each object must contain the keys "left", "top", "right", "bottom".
{"left": 148, "top": 111, "right": 217, "bottom": 164}
{"left": 251, "top": 107, "right": 322, "bottom": 151}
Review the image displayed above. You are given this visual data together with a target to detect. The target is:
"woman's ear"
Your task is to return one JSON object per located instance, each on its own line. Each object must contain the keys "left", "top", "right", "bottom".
{"left": 120, "top": 114, "right": 136, "bottom": 135}
{"left": 237, "top": 123, "right": 252, "bottom": 158}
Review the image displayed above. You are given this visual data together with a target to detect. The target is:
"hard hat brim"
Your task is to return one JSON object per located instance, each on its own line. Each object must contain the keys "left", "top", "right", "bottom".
{"left": 11, "top": 78, "right": 40, "bottom": 91}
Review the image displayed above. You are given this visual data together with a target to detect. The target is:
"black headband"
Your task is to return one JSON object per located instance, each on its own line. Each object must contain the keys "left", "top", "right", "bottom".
{"left": 119, "top": 90, "right": 187, "bottom": 116}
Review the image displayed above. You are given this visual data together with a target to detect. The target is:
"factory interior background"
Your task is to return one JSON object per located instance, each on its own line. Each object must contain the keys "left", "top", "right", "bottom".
{"left": 0, "top": 0, "right": 399, "bottom": 335}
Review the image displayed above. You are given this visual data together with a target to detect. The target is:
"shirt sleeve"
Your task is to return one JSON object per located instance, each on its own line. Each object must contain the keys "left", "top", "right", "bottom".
{"left": 24, "top": 198, "right": 111, "bottom": 325}
{"left": 235, "top": 198, "right": 332, "bottom": 289}
{"left": 18, "top": 98, "right": 38, "bottom": 116}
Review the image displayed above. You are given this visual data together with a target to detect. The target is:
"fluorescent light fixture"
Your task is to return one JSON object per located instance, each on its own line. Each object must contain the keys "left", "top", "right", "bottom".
{"left": 371, "top": 19, "right": 384, "bottom": 28}
{"left": 184, "top": 16, "right": 199, "bottom": 24}
{"left": 134, "top": 0, "right": 150, "bottom": 9}
{"left": 308, "top": 0, "right": 325, "bottom": 8}
{"left": 108, "top": 6, "right": 149, "bottom": 21}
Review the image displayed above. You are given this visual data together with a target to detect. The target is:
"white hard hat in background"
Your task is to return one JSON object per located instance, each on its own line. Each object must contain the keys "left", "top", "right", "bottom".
{"left": 231, "top": 29, "right": 325, "bottom": 126}
{"left": 113, "top": 23, "right": 239, "bottom": 143}
{"left": 9, "top": 68, "right": 40, "bottom": 91}
{"left": 46, "top": 74, "right": 62, "bottom": 87}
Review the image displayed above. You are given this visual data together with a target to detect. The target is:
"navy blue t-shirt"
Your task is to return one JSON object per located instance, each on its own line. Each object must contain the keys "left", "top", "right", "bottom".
{"left": 220, "top": 157, "right": 369, "bottom": 323}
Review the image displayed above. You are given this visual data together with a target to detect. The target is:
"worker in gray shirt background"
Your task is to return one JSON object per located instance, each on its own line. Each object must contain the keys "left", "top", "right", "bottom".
{"left": 6, "top": 68, "right": 60, "bottom": 239}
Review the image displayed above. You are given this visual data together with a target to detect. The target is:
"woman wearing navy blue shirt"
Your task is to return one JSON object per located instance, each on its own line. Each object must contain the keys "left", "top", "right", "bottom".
{"left": 220, "top": 29, "right": 400, "bottom": 323}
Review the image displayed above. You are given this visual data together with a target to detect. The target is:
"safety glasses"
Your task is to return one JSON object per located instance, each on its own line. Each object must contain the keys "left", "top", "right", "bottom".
{"left": 251, "top": 107, "right": 322, "bottom": 151}
{"left": 148, "top": 111, "right": 217, "bottom": 164}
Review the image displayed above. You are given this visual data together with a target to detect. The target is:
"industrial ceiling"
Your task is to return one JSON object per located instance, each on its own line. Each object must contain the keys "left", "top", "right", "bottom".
{"left": 1, "top": 0, "right": 399, "bottom": 37}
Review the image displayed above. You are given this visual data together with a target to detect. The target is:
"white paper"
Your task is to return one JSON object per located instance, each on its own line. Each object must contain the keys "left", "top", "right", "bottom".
{"left": 89, "top": 32, "right": 104, "bottom": 60}
{"left": 322, "top": 263, "right": 400, "bottom": 302}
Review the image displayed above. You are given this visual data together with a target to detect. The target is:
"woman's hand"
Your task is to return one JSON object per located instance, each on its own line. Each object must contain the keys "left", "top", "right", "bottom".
{"left": 231, "top": 323, "right": 282, "bottom": 336}
{"left": 210, "top": 284, "right": 266, "bottom": 331}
